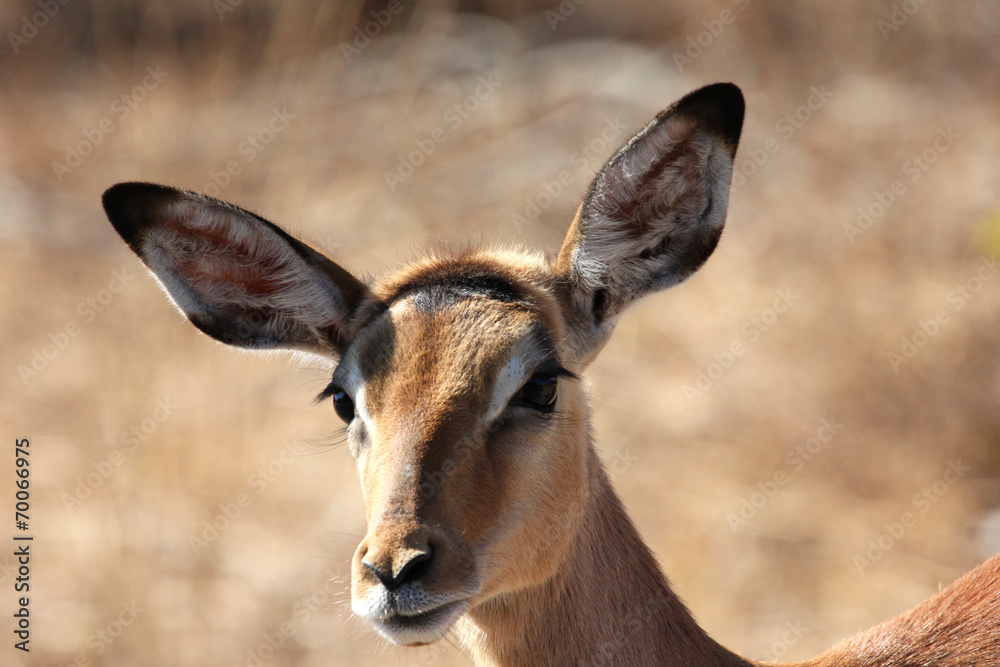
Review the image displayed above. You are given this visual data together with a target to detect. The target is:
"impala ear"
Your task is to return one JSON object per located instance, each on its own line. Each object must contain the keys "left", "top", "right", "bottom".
{"left": 556, "top": 83, "right": 744, "bottom": 358}
{"left": 102, "top": 182, "right": 368, "bottom": 357}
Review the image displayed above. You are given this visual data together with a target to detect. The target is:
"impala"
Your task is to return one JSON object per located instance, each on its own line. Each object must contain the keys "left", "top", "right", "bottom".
{"left": 103, "top": 83, "right": 1000, "bottom": 666}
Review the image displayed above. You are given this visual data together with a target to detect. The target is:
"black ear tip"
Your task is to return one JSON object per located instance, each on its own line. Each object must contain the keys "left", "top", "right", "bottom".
{"left": 102, "top": 182, "right": 185, "bottom": 245}
{"left": 102, "top": 181, "right": 180, "bottom": 215}
{"left": 672, "top": 82, "right": 746, "bottom": 154}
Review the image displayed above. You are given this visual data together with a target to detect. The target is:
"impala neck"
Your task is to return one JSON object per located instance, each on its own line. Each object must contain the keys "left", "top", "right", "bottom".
{"left": 461, "top": 447, "right": 754, "bottom": 667}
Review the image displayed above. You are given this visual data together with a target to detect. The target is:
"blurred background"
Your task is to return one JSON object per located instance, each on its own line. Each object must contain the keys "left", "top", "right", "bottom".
{"left": 2, "top": 0, "right": 1000, "bottom": 665}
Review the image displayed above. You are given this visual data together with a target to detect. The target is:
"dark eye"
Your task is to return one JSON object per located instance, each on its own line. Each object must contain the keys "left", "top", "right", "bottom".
{"left": 331, "top": 388, "right": 355, "bottom": 423}
{"left": 512, "top": 374, "right": 558, "bottom": 412}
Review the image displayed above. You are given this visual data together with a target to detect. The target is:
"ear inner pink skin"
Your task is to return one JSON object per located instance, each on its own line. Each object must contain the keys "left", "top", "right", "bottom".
{"left": 101, "top": 83, "right": 1000, "bottom": 667}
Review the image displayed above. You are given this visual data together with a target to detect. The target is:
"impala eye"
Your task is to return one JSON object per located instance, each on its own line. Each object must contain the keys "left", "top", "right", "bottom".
{"left": 513, "top": 374, "right": 558, "bottom": 412}
{"left": 331, "top": 387, "right": 355, "bottom": 423}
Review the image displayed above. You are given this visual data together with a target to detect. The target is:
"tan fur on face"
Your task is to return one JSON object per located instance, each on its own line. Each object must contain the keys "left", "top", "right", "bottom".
{"left": 106, "top": 84, "right": 1000, "bottom": 666}
{"left": 342, "top": 250, "right": 594, "bottom": 624}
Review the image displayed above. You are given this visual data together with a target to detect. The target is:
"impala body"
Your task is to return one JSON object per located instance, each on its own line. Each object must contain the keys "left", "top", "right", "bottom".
{"left": 104, "top": 83, "right": 1000, "bottom": 666}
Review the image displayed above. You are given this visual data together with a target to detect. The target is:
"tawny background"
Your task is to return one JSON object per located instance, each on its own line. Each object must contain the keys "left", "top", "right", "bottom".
{"left": 2, "top": 1, "right": 1000, "bottom": 665}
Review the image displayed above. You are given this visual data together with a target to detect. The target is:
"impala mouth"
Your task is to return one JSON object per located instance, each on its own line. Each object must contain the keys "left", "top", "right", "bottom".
{"left": 369, "top": 599, "right": 469, "bottom": 645}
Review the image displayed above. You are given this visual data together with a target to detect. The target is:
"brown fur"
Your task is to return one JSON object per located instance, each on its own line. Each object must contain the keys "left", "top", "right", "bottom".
{"left": 102, "top": 83, "right": 1000, "bottom": 665}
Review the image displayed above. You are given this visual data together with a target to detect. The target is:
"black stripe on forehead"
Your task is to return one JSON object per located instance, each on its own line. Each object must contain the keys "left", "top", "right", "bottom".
{"left": 384, "top": 271, "right": 529, "bottom": 311}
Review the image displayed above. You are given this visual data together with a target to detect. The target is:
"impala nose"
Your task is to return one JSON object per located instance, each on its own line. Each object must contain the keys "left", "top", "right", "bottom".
{"left": 361, "top": 542, "right": 434, "bottom": 590}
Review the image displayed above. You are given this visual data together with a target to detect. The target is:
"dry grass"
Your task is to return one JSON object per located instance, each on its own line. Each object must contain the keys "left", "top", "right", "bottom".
{"left": 3, "top": 1, "right": 1000, "bottom": 665}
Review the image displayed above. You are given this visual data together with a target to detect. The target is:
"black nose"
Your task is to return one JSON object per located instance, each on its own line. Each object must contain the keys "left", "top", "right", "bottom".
{"left": 363, "top": 546, "right": 433, "bottom": 590}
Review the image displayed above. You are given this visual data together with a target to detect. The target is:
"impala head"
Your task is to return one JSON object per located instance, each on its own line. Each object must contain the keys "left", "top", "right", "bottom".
{"left": 103, "top": 83, "right": 744, "bottom": 646}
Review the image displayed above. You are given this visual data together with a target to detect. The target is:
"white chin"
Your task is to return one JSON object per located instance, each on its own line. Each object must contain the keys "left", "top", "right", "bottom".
{"left": 370, "top": 599, "right": 469, "bottom": 646}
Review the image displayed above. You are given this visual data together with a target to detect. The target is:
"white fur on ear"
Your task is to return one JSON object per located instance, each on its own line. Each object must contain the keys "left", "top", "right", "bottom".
{"left": 103, "top": 182, "right": 368, "bottom": 356}
{"left": 558, "top": 83, "right": 744, "bottom": 331}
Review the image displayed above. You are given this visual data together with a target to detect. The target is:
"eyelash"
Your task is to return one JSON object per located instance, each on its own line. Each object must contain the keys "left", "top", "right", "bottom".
{"left": 509, "top": 366, "right": 576, "bottom": 413}
{"left": 316, "top": 379, "right": 343, "bottom": 404}
{"left": 317, "top": 366, "right": 578, "bottom": 421}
